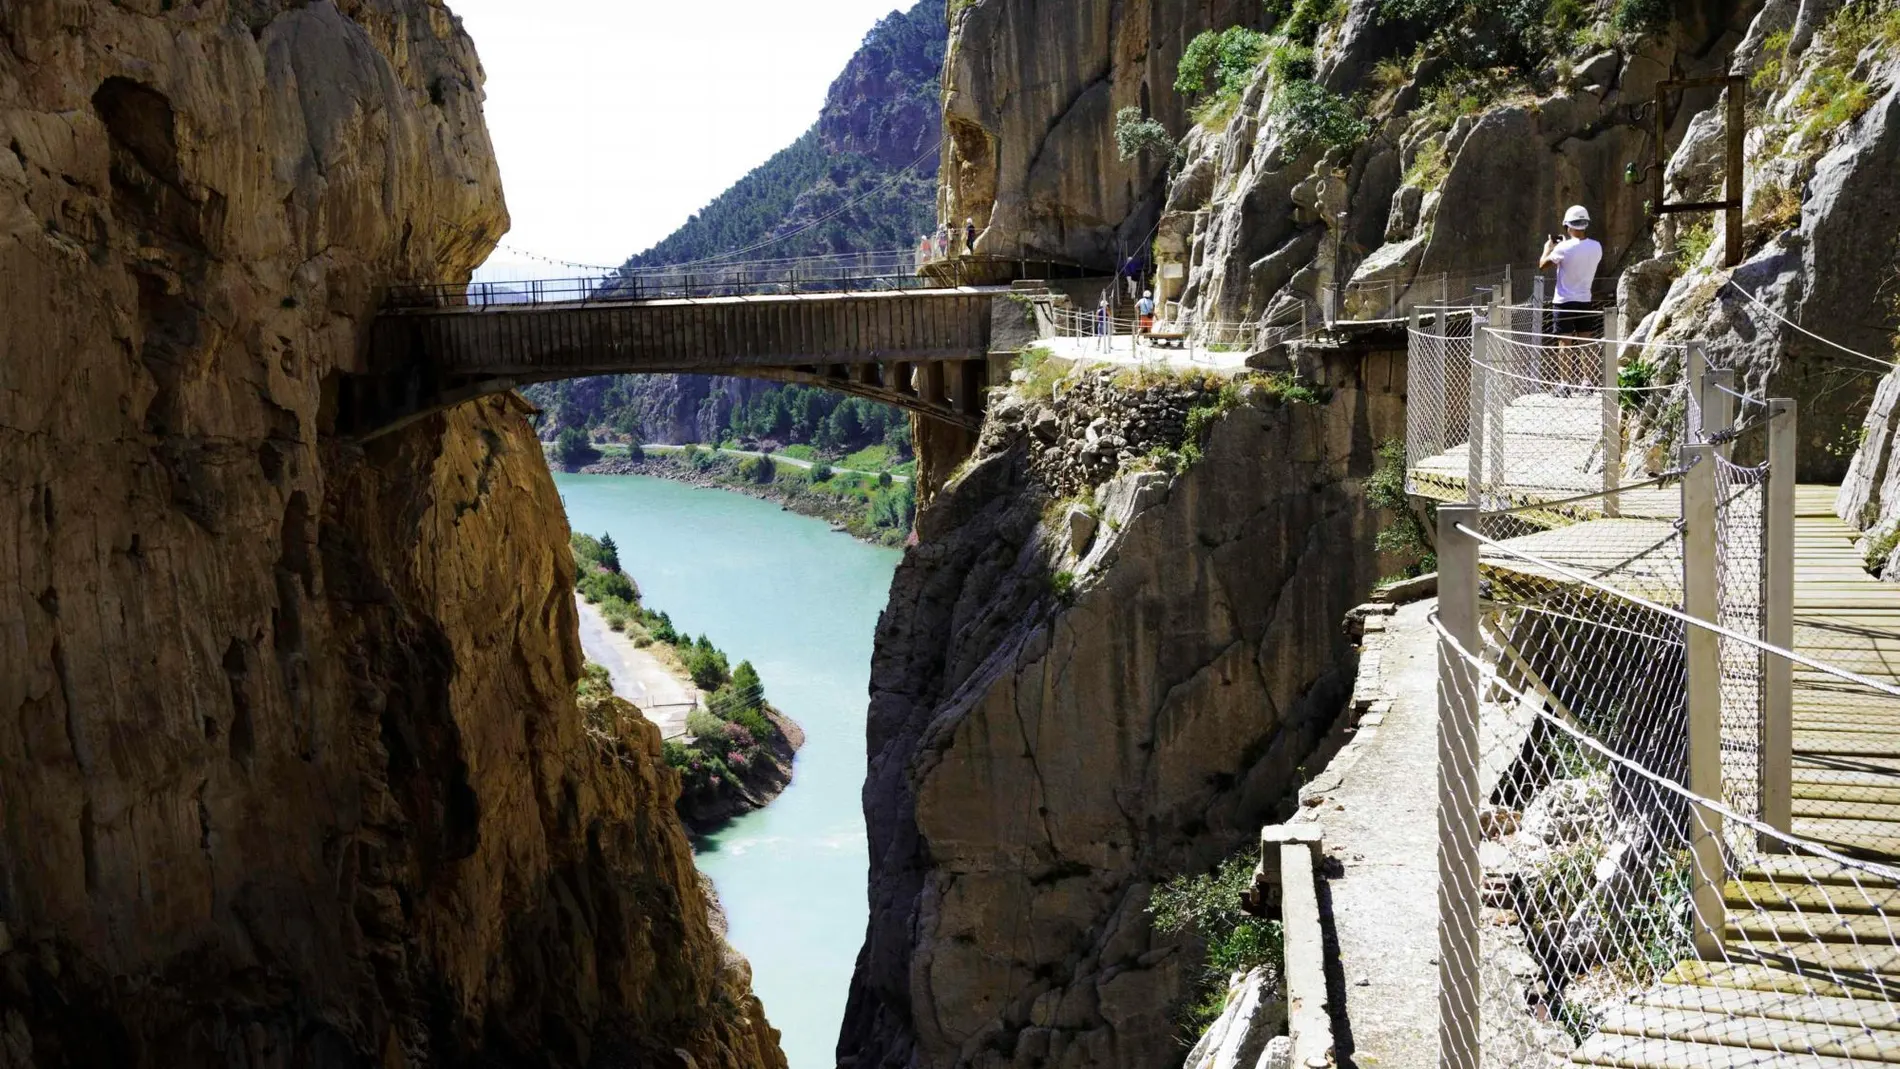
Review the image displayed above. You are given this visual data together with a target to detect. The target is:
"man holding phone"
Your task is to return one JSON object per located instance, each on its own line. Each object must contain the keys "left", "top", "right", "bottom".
{"left": 1539, "top": 205, "right": 1603, "bottom": 340}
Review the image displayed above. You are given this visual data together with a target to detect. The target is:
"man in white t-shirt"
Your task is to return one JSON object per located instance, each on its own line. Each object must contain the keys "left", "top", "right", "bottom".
{"left": 1539, "top": 205, "right": 1604, "bottom": 340}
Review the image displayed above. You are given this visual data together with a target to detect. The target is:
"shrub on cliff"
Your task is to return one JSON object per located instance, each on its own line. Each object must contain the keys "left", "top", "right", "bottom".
{"left": 1150, "top": 850, "right": 1286, "bottom": 1034}
{"left": 1114, "top": 107, "right": 1175, "bottom": 162}
{"left": 1174, "top": 27, "right": 1268, "bottom": 102}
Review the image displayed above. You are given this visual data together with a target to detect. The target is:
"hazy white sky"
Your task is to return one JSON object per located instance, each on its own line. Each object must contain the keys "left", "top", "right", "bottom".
{"left": 452, "top": 0, "right": 922, "bottom": 276}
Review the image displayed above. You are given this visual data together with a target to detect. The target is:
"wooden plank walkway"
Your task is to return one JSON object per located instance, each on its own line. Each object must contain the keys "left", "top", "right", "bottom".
{"left": 1413, "top": 423, "right": 1900, "bottom": 1063}
{"left": 1569, "top": 487, "right": 1900, "bottom": 1067}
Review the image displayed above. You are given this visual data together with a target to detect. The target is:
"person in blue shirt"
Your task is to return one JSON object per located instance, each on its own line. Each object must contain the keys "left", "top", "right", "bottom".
{"left": 1136, "top": 290, "right": 1157, "bottom": 334}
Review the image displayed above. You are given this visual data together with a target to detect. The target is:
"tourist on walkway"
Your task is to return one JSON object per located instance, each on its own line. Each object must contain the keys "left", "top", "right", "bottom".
{"left": 1137, "top": 290, "right": 1156, "bottom": 334}
{"left": 1539, "top": 204, "right": 1604, "bottom": 383}
{"left": 917, "top": 233, "right": 933, "bottom": 268}
{"left": 965, "top": 218, "right": 977, "bottom": 254}
{"left": 1095, "top": 294, "right": 1111, "bottom": 350}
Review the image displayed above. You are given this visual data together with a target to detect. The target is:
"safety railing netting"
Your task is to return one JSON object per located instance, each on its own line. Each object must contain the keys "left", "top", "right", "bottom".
{"left": 1437, "top": 513, "right": 1900, "bottom": 1067}
{"left": 1406, "top": 315, "right": 1692, "bottom": 534}
{"left": 1414, "top": 298, "right": 1900, "bottom": 1063}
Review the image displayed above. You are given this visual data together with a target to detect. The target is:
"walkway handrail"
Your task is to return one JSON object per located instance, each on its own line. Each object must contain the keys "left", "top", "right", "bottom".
{"left": 388, "top": 253, "right": 1101, "bottom": 311}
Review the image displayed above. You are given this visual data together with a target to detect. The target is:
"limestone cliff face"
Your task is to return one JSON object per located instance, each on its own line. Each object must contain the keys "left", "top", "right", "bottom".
{"left": 0, "top": 2, "right": 780, "bottom": 1065}
{"left": 1640, "top": 0, "right": 1899, "bottom": 483}
{"left": 840, "top": 351, "right": 1407, "bottom": 1067}
{"left": 939, "top": 0, "right": 1258, "bottom": 267}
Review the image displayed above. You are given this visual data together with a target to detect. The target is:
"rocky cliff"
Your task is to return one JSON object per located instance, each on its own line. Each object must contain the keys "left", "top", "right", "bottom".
{"left": 840, "top": 348, "right": 1408, "bottom": 1066}
{"left": 0, "top": 2, "right": 781, "bottom": 1065}
{"left": 939, "top": 0, "right": 1259, "bottom": 267}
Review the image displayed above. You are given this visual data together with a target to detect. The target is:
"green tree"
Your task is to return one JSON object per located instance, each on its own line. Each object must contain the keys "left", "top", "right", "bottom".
{"left": 1114, "top": 107, "right": 1175, "bottom": 162}
{"left": 598, "top": 533, "right": 621, "bottom": 573}
{"left": 555, "top": 427, "right": 600, "bottom": 469}
{"left": 732, "top": 660, "right": 763, "bottom": 706}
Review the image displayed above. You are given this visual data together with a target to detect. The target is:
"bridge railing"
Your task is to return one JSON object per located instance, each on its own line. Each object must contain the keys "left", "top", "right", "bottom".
{"left": 386, "top": 252, "right": 1103, "bottom": 311}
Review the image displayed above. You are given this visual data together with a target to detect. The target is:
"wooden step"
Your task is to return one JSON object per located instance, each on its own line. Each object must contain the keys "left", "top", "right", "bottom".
{"left": 1790, "top": 817, "right": 1900, "bottom": 858}
{"left": 1667, "top": 960, "right": 1900, "bottom": 1001}
{"left": 1721, "top": 937, "right": 1900, "bottom": 979}
{"left": 1744, "top": 856, "right": 1900, "bottom": 887}
{"left": 1637, "top": 982, "right": 1900, "bottom": 1032}
{"left": 1571, "top": 1031, "right": 1864, "bottom": 1067}
{"left": 1792, "top": 796, "right": 1900, "bottom": 824}
{"left": 1725, "top": 880, "right": 1900, "bottom": 916}
{"left": 1594, "top": 1004, "right": 1900, "bottom": 1062}
{"left": 1728, "top": 906, "right": 1900, "bottom": 944}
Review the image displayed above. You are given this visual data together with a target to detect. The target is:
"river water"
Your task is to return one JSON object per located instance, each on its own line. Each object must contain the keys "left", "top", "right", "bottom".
{"left": 554, "top": 473, "right": 900, "bottom": 1069}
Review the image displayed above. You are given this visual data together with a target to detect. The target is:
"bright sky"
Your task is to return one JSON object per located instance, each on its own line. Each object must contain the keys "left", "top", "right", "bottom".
{"left": 452, "top": 0, "right": 921, "bottom": 279}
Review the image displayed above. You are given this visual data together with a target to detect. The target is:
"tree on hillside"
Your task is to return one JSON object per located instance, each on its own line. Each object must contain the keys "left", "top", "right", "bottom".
{"left": 599, "top": 533, "right": 621, "bottom": 573}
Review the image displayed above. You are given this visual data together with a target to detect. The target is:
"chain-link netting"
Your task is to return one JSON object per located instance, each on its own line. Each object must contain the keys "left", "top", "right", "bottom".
{"left": 1406, "top": 309, "right": 1477, "bottom": 500}
{"left": 1414, "top": 325, "right": 1690, "bottom": 533}
{"left": 1716, "top": 449, "right": 1769, "bottom": 852}
{"left": 1435, "top": 515, "right": 1900, "bottom": 1068}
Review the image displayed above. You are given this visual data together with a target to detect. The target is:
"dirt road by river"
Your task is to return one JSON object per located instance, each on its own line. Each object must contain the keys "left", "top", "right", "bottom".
{"left": 575, "top": 595, "right": 697, "bottom": 739}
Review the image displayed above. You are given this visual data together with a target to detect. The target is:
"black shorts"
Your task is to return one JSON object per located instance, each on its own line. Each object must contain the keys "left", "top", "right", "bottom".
{"left": 1552, "top": 302, "right": 1600, "bottom": 338}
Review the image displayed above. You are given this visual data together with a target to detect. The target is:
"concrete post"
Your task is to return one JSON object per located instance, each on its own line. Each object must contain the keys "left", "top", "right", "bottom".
{"left": 1687, "top": 341, "right": 1708, "bottom": 446}
{"left": 1763, "top": 398, "right": 1797, "bottom": 847}
{"left": 1436, "top": 505, "right": 1482, "bottom": 1069}
{"left": 1467, "top": 313, "right": 1488, "bottom": 506}
{"left": 1703, "top": 368, "right": 1735, "bottom": 458}
{"left": 1682, "top": 444, "right": 1727, "bottom": 960}
{"left": 1602, "top": 317, "right": 1623, "bottom": 518}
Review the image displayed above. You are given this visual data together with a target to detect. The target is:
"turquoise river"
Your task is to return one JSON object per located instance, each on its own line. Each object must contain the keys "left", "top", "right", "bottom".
{"left": 554, "top": 473, "right": 902, "bottom": 1069}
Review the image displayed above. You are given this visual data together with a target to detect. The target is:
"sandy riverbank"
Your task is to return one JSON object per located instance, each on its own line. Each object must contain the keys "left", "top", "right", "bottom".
{"left": 574, "top": 595, "right": 696, "bottom": 739}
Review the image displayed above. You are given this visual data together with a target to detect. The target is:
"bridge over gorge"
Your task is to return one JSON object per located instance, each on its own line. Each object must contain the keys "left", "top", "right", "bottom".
{"left": 336, "top": 252, "right": 1098, "bottom": 441}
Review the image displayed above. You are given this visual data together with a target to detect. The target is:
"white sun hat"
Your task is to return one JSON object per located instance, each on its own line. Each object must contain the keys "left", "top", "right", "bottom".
{"left": 1563, "top": 205, "right": 1591, "bottom": 228}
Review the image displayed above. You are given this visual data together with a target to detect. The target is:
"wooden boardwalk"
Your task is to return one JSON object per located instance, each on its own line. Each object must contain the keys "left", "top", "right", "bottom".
{"left": 1414, "top": 429, "right": 1900, "bottom": 1063}
{"left": 1517, "top": 487, "right": 1900, "bottom": 1067}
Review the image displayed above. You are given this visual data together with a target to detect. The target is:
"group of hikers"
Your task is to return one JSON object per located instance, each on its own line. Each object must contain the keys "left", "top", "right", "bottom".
{"left": 915, "top": 218, "right": 981, "bottom": 265}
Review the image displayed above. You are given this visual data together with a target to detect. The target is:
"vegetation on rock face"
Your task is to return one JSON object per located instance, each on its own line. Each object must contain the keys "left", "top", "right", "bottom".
{"left": 1150, "top": 850, "right": 1286, "bottom": 1037}
{"left": 1369, "top": 439, "right": 1435, "bottom": 580}
{"left": 1175, "top": 26, "right": 1270, "bottom": 103}
{"left": 1115, "top": 106, "right": 1178, "bottom": 161}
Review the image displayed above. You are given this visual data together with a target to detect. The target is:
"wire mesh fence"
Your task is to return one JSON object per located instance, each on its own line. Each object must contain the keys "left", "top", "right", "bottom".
{"left": 1406, "top": 312, "right": 1691, "bottom": 530}
{"left": 1436, "top": 501, "right": 1900, "bottom": 1068}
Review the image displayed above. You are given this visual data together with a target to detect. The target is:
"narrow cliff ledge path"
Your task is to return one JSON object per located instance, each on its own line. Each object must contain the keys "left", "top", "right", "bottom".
{"left": 1295, "top": 601, "right": 1442, "bottom": 1069}
{"left": 554, "top": 472, "right": 901, "bottom": 1069}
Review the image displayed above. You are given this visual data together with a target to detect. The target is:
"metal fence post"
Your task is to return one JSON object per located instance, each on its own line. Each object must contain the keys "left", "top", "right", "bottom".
{"left": 1437, "top": 504, "right": 1482, "bottom": 1069}
{"left": 1502, "top": 263, "right": 1514, "bottom": 308}
{"left": 1703, "top": 368, "right": 1735, "bottom": 457}
{"left": 1682, "top": 444, "right": 1727, "bottom": 960}
{"left": 1467, "top": 312, "right": 1489, "bottom": 506}
{"left": 1687, "top": 341, "right": 1709, "bottom": 445}
{"left": 1763, "top": 398, "right": 1797, "bottom": 847}
{"left": 1602, "top": 317, "right": 1623, "bottom": 518}
{"left": 1438, "top": 271, "right": 1450, "bottom": 308}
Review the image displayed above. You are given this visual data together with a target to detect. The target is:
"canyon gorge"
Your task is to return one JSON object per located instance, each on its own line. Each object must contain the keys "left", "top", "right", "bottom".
{"left": 6, "top": 0, "right": 1900, "bottom": 1067}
